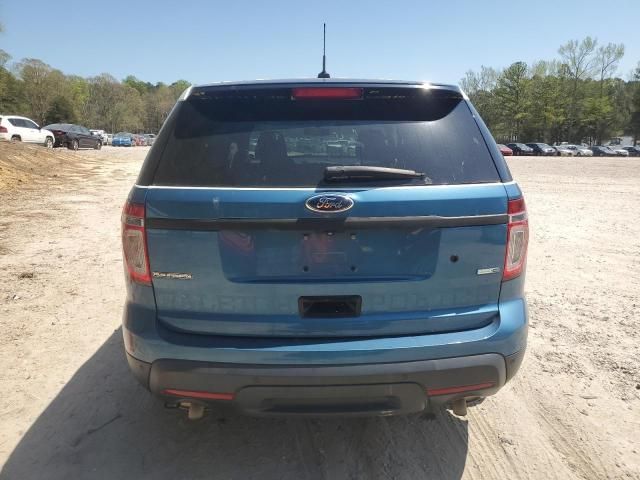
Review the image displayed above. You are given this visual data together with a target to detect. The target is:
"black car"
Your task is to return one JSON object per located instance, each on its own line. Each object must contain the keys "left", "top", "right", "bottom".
{"left": 589, "top": 145, "right": 618, "bottom": 157}
{"left": 43, "top": 123, "right": 103, "bottom": 150}
{"left": 621, "top": 146, "right": 640, "bottom": 157}
{"left": 506, "top": 143, "right": 534, "bottom": 156}
{"left": 590, "top": 145, "right": 617, "bottom": 157}
{"left": 526, "top": 143, "right": 556, "bottom": 156}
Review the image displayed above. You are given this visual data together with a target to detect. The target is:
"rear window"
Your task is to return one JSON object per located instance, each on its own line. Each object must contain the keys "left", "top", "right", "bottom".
{"left": 149, "top": 87, "right": 500, "bottom": 187}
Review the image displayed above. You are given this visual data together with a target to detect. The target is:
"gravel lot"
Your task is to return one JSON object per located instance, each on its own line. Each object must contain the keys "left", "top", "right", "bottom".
{"left": 0, "top": 145, "right": 638, "bottom": 479}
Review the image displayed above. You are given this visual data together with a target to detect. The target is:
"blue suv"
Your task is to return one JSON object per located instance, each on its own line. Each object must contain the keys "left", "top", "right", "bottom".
{"left": 121, "top": 80, "right": 528, "bottom": 418}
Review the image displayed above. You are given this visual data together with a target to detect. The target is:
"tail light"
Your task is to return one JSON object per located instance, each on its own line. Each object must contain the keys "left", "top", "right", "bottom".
{"left": 121, "top": 201, "right": 151, "bottom": 285}
{"left": 503, "top": 197, "right": 528, "bottom": 281}
{"left": 0, "top": 126, "right": 7, "bottom": 133}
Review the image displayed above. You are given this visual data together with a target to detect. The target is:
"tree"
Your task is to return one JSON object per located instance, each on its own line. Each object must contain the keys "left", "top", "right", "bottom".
{"left": 629, "top": 63, "right": 640, "bottom": 145}
{"left": 558, "top": 37, "right": 598, "bottom": 141}
{"left": 170, "top": 80, "right": 191, "bottom": 98}
{"left": 494, "top": 62, "right": 530, "bottom": 141}
{"left": 0, "top": 49, "right": 10, "bottom": 68}
{"left": 16, "top": 59, "right": 63, "bottom": 125}
{"left": 45, "top": 96, "right": 77, "bottom": 124}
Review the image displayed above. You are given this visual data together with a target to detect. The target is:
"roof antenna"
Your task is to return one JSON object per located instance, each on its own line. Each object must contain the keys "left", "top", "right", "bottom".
{"left": 317, "top": 23, "right": 330, "bottom": 78}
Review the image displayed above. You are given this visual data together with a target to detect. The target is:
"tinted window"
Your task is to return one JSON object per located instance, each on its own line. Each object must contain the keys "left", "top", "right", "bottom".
{"left": 23, "top": 119, "right": 39, "bottom": 129}
{"left": 151, "top": 89, "right": 500, "bottom": 187}
{"left": 8, "top": 118, "right": 25, "bottom": 127}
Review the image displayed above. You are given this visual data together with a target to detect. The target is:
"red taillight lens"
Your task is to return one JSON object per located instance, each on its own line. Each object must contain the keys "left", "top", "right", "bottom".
{"left": 0, "top": 126, "right": 8, "bottom": 133}
{"left": 503, "top": 197, "right": 528, "bottom": 281}
{"left": 121, "top": 202, "right": 151, "bottom": 285}
{"left": 291, "top": 87, "right": 363, "bottom": 100}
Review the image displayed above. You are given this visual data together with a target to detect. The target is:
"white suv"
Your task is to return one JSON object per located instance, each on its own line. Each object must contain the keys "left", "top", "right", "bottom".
{"left": 0, "top": 115, "right": 55, "bottom": 148}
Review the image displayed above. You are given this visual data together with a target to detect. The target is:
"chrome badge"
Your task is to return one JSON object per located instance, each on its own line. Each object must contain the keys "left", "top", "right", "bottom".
{"left": 477, "top": 267, "right": 500, "bottom": 275}
{"left": 153, "top": 272, "right": 193, "bottom": 280}
{"left": 305, "top": 194, "right": 354, "bottom": 213}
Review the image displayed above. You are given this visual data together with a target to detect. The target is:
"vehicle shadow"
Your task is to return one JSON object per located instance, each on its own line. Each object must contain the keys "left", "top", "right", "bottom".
{"left": 1, "top": 329, "right": 469, "bottom": 480}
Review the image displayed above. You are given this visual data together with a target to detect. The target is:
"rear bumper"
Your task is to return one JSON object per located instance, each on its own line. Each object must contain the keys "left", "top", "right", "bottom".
{"left": 127, "top": 349, "right": 525, "bottom": 416}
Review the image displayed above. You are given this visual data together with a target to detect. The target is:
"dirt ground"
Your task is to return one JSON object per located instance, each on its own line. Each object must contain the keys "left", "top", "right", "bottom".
{"left": 0, "top": 144, "right": 638, "bottom": 480}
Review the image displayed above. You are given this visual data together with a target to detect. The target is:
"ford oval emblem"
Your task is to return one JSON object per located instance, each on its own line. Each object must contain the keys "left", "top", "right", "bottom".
{"left": 305, "top": 193, "right": 354, "bottom": 213}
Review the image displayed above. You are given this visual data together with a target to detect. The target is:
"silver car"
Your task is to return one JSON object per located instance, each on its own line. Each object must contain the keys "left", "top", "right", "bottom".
{"left": 563, "top": 145, "right": 593, "bottom": 156}
{"left": 553, "top": 146, "right": 575, "bottom": 156}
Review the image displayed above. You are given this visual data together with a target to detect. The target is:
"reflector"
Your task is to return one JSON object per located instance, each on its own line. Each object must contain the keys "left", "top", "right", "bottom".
{"left": 427, "top": 382, "right": 495, "bottom": 396}
{"left": 162, "top": 389, "right": 235, "bottom": 401}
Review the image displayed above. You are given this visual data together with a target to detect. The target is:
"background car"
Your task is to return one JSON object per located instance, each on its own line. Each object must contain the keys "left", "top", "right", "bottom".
{"left": 620, "top": 146, "right": 640, "bottom": 157}
{"left": 562, "top": 144, "right": 593, "bottom": 156}
{"left": 0, "top": 115, "right": 55, "bottom": 147}
{"left": 506, "top": 143, "right": 534, "bottom": 155}
{"left": 526, "top": 143, "right": 556, "bottom": 156}
{"left": 590, "top": 145, "right": 617, "bottom": 156}
{"left": 42, "top": 123, "right": 102, "bottom": 150}
{"left": 133, "top": 134, "right": 147, "bottom": 146}
{"left": 112, "top": 132, "right": 135, "bottom": 147}
{"left": 552, "top": 145, "right": 575, "bottom": 156}
{"left": 106, "top": 133, "right": 113, "bottom": 145}
{"left": 497, "top": 144, "right": 513, "bottom": 156}
{"left": 144, "top": 133, "right": 156, "bottom": 146}
{"left": 90, "top": 129, "right": 108, "bottom": 144}
{"left": 611, "top": 147, "right": 629, "bottom": 157}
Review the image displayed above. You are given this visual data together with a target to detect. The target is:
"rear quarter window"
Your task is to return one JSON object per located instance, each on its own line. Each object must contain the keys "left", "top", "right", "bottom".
{"left": 147, "top": 87, "right": 501, "bottom": 188}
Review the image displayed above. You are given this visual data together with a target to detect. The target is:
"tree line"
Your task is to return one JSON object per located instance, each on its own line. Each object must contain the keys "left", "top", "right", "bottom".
{"left": 0, "top": 50, "right": 189, "bottom": 133}
{"left": 1, "top": 36, "right": 639, "bottom": 143}
{"left": 461, "top": 37, "right": 640, "bottom": 145}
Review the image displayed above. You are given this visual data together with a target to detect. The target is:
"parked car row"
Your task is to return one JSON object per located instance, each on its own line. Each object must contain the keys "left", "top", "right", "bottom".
{"left": 111, "top": 132, "right": 156, "bottom": 147}
{"left": 497, "top": 141, "right": 638, "bottom": 157}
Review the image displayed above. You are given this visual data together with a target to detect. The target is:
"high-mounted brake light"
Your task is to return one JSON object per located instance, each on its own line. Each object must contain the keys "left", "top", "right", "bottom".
{"left": 503, "top": 197, "right": 528, "bottom": 281}
{"left": 121, "top": 201, "right": 151, "bottom": 285}
{"left": 292, "top": 87, "right": 363, "bottom": 100}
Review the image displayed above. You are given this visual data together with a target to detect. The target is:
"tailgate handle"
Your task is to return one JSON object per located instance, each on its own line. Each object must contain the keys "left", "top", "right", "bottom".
{"left": 298, "top": 296, "right": 362, "bottom": 318}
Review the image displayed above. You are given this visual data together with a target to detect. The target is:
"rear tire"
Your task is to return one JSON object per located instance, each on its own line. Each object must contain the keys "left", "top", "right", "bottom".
{"left": 69, "top": 139, "right": 79, "bottom": 151}
{"left": 11, "top": 135, "right": 21, "bottom": 142}
{"left": 44, "top": 137, "right": 53, "bottom": 149}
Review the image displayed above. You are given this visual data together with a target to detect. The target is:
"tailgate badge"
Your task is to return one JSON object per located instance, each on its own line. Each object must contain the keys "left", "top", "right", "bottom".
{"left": 477, "top": 267, "right": 500, "bottom": 275}
{"left": 305, "top": 194, "right": 354, "bottom": 213}
{"left": 153, "top": 272, "right": 193, "bottom": 280}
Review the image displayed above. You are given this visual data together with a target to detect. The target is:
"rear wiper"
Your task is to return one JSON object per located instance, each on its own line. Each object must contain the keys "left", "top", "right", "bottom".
{"left": 324, "top": 166, "right": 426, "bottom": 182}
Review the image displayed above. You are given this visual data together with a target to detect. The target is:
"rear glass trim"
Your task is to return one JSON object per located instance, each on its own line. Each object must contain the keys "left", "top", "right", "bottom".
{"left": 139, "top": 181, "right": 514, "bottom": 190}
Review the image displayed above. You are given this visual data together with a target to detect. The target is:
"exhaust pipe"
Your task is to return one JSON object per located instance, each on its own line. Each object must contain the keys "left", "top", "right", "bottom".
{"left": 164, "top": 401, "right": 206, "bottom": 420}
{"left": 187, "top": 402, "right": 205, "bottom": 420}
{"left": 451, "top": 398, "right": 468, "bottom": 416}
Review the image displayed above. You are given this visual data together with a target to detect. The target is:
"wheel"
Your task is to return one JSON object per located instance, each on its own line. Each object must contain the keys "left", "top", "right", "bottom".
{"left": 44, "top": 137, "right": 53, "bottom": 148}
{"left": 94, "top": 141, "right": 102, "bottom": 150}
{"left": 69, "top": 139, "right": 79, "bottom": 151}
{"left": 10, "top": 135, "right": 21, "bottom": 142}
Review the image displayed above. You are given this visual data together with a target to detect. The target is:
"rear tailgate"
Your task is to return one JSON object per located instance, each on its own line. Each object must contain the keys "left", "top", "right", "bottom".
{"left": 140, "top": 83, "right": 509, "bottom": 337}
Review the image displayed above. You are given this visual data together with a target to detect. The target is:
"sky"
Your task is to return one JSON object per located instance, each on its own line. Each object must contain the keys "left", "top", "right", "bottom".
{"left": 1, "top": 0, "right": 639, "bottom": 86}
